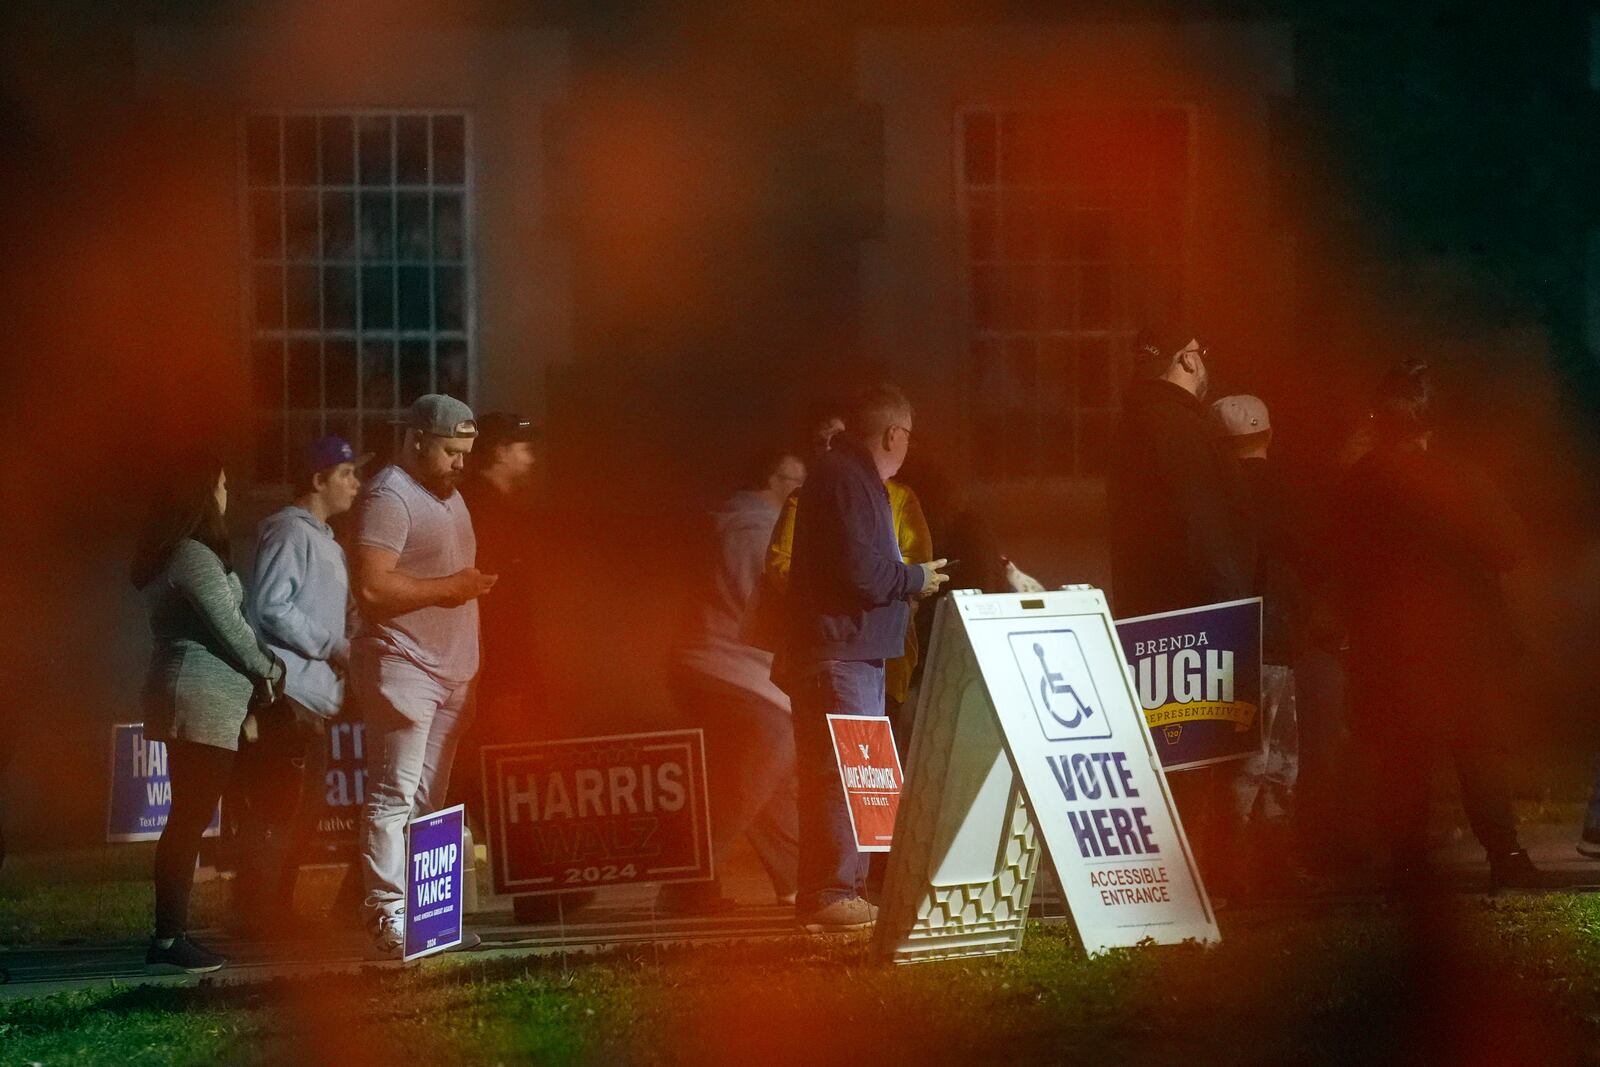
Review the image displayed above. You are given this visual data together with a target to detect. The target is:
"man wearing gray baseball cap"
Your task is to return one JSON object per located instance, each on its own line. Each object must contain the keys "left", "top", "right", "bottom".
{"left": 349, "top": 394, "right": 497, "bottom": 956}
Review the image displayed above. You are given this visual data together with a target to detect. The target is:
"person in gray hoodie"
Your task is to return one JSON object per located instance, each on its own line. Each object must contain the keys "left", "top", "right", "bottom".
{"left": 235, "top": 435, "right": 367, "bottom": 930}
{"left": 133, "top": 452, "right": 284, "bottom": 973}
{"left": 657, "top": 446, "right": 808, "bottom": 914}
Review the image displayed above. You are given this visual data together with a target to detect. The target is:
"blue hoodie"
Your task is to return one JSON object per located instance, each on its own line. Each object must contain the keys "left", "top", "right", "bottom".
{"left": 246, "top": 506, "right": 352, "bottom": 717}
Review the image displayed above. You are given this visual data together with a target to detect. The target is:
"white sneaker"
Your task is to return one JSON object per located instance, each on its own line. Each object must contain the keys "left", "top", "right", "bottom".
{"left": 367, "top": 913, "right": 404, "bottom": 959}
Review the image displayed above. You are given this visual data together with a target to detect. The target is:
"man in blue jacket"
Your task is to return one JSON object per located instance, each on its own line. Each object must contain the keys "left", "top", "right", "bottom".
{"left": 783, "top": 383, "right": 948, "bottom": 932}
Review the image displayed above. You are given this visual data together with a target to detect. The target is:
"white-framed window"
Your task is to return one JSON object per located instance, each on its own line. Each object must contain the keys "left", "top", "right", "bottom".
{"left": 242, "top": 110, "right": 473, "bottom": 483}
{"left": 958, "top": 106, "right": 1192, "bottom": 480}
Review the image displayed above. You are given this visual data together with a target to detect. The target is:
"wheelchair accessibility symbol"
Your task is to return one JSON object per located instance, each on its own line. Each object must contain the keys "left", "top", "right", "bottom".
{"left": 1033, "top": 642, "right": 1095, "bottom": 728}
{"left": 1007, "top": 629, "right": 1113, "bottom": 742}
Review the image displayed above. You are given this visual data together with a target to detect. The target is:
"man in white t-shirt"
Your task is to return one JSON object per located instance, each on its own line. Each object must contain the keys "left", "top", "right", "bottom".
{"left": 350, "top": 394, "right": 497, "bottom": 956}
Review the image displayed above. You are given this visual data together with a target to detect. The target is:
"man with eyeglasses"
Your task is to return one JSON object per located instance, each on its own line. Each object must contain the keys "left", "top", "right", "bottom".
{"left": 781, "top": 383, "right": 948, "bottom": 933}
{"left": 1107, "top": 325, "right": 1248, "bottom": 620}
{"left": 1107, "top": 325, "right": 1252, "bottom": 894}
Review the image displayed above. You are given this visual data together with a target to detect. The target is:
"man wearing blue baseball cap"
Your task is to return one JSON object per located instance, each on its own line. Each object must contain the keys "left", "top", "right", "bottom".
{"left": 235, "top": 434, "right": 370, "bottom": 932}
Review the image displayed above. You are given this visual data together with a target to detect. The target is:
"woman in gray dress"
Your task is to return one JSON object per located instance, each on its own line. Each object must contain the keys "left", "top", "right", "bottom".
{"left": 132, "top": 453, "right": 284, "bottom": 973}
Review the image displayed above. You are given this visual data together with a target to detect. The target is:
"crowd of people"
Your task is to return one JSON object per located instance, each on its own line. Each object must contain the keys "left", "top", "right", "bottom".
{"left": 129, "top": 324, "right": 1569, "bottom": 971}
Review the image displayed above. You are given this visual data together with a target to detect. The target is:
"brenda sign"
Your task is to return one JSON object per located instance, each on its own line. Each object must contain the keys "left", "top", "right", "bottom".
{"left": 483, "top": 730, "right": 713, "bottom": 896}
{"left": 1115, "top": 598, "right": 1263, "bottom": 771}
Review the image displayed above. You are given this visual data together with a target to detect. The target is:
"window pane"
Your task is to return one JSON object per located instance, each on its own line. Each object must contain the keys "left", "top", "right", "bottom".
{"left": 360, "top": 265, "right": 394, "bottom": 328}
{"left": 433, "top": 193, "right": 463, "bottom": 260}
{"left": 1000, "top": 191, "right": 1040, "bottom": 261}
{"left": 437, "top": 340, "right": 468, "bottom": 398}
{"left": 286, "top": 265, "right": 320, "bottom": 329}
{"left": 322, "top": 191, "right": 355, "bottom": 260}
{"left": 325, "top": 340, "right": 357, "bottom": 408}
{"left": 359, "top": 192, "right": 394, "bottom": 259}
{"left": 397, "top": 193, "right": 430, "bottom": 260}
{"left": 963, "top": 113, "right": 996, "bottom": 185}
{"left": 246, "top": 115, "right": 281, "bottom": 186}
{"left": 323, "top": 266, "right": 356, "bottom": 329}
{"left": 361, "top": 341, "right": 396, "bottom": 409}
{"left": 252, "top": 340, "right": 285, "bottom": 411}
{"left": 398, "top": 340, "right": 432, "bottom": 405}
{"left": 319, "top": 115, "right": 354, "bottom": 184}
{"left": 287, "top": 340, "right": 321, "bottom": 408}
{"left": 1043, "top": 266, "right": 1076, "bottom": 330}
{"left": 250, "top": 191, "right": 282, "bottom": 259}
{"left": 358, "top": 116, "right": 393, "bottom": 185}
{"left": 252, "top": 265, "right": 284, "bottom": 330}
{"left": 284, "top": 116, "right": 318, "bottom": 186}
{"left": 397, "top": 267, "right": 431, "bottom": 330}
{"left": 255, "top": 417, "right": 286, "bottom": 484}
{"left": 432, "top": 115, "right": 465, "bottom": 184}
{"left": 966, "top": 191, "right": 995, "bottom": 262}
{"left": 1078, "top": 410, "right": 1114, "bottom": 476}
{"left": 434, "top": 267, "right": 463, "bottom": 331}
{"left": 396, "top": 116, "right": 429, "bottom": 184}
{"left": 285, "top": 191, "right": 320, "bottom": 260}
{"left": 360, "top": 416, "right": 399, "bottom": 467}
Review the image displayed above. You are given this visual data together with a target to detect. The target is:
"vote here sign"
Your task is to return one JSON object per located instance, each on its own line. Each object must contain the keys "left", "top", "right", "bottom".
{"left": 106, "top": 724, "right": 220, "bottom": 843}
{"left": 404, "top": 803, "right": 465, "bottom": 961}
{"left": 1115, "top": 598, "right": 1263, "bottom": 771}
{"left": 483, "top": 730, "right": 713, "bottom": 896}
{"left": 827, "top": 715, "right": 904, "bottom": 852}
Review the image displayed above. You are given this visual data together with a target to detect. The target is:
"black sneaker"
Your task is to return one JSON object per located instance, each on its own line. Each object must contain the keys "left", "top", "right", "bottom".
{"left": 1489, "top": 849, "right": 1557, "bottom": 891}
{"left": 145, "top": 935, "right": 226, "bottom": 974}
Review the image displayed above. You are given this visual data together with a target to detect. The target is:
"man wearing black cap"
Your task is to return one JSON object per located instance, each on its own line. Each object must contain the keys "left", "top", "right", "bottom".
{"left": 454, "top": 414, "right": 544, "bottom": 815}
{"left": 235, "top": 435, "right": 368, "bottom": 930}
{"left": 350, "top": 395, "right": 498, "bottom": 956}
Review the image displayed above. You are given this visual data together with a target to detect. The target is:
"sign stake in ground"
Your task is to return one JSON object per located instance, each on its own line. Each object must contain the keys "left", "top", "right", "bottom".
{"left": 404, "top": 803, "right": 466, "bottom": 961}
{"left": 874, "top": 588, "right": 1218, "bottom": 964}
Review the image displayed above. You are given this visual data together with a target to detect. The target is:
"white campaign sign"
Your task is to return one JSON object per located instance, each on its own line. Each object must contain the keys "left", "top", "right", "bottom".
{"left": 875, "top": 588, "right": 1217, "bottom": 963}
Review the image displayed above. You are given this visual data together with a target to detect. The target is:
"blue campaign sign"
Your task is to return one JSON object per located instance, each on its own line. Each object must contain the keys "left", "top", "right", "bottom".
{"left": 1115, "top": 599, "right": 1263, "bottom": 772}
{"left": 106, "top": 724, "right": 220, "bottom": 843}
{"left": 404, "top": 803, "right": 466, "bottom": 961}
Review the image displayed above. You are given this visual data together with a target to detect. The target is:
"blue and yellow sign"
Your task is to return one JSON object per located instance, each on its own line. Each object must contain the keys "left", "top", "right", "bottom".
{"left": 1115, "top": 598, "right": 1262, "bottom": 771}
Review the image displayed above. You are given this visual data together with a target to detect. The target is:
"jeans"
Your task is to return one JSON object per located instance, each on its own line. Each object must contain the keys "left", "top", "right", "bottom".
{"left": 788, "top": 658, "right": 886, "bottom": 911}
{"left": 356, "top": 651, "right": 474, "bottom": 924}
{"left": 1232, "top": 665, "right": 1299, "bottom": 822}
{"left": 154, "top": 741, "right": 234, "bottom": 938}
{"left": 668, "top": 669, "right": 799, "bottom": 902}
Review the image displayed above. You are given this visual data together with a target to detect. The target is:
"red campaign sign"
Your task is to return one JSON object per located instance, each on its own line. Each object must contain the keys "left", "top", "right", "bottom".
{"left": 482, "top": 730, "right": 714, "bottom": 896}
{"left": 826, "top": 715, "right": 904, "bottom": 853}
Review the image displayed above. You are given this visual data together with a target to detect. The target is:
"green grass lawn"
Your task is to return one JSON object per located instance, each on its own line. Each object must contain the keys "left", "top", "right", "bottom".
{"left": 4, "top": 894, "right": 1600, "bottom": 1066}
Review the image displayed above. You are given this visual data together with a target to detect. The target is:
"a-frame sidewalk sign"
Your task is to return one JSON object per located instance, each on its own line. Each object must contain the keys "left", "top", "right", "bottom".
{"left": 873, "top": 587, "right": 1218, "bottom": 964}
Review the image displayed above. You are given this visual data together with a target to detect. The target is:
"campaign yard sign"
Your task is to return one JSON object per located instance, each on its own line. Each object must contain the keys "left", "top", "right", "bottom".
{"left": 826, "top": 715, "right": 904, "bottom": 852}
{"left": 483, "top": 730, "right": 713, "bottom": 896}
{"left": 404, "top": 804, "right": 466, "bottom": 961}
{"left": 1115, "top": 598, "right": 1263, "bottom": 771}
{"left": 313, "top": 714, "right": 366, "bottom": 856}
{"left": 107, "top": 724, "right": 220, "bottom": 842}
